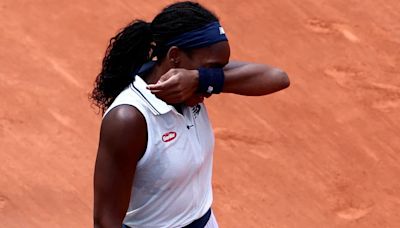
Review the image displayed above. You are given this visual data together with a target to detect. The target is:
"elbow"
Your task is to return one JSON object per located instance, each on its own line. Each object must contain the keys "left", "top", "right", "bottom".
{"left": 267, "top": 68, "right": 290, "bottom": 92}
{"left": 279, "top": 70, "right": 290, "bottom": 89}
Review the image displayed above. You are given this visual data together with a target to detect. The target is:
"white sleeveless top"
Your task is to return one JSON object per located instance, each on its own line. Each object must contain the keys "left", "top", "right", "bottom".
{"left": 103, "top": 76, "right": 215, "bottom": 228}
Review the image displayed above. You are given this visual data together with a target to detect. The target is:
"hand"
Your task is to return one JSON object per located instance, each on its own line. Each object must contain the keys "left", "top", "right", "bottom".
{"left": 147, "top": 68, "right": 199, "bottom": 104}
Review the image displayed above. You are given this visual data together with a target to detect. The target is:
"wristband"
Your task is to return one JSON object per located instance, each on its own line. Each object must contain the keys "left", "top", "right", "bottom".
{"left": 197, "top": 67, "right": 225, "bottom": 94}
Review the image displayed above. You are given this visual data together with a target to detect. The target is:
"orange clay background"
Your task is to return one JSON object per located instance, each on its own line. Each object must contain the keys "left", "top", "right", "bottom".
{"left": 1, "top": 0, "right": 400, "bottom": 227}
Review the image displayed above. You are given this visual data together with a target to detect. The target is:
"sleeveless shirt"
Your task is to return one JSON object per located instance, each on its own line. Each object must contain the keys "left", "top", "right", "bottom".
{"left": 103, "top": 76, "right": 215, "bottom": 228}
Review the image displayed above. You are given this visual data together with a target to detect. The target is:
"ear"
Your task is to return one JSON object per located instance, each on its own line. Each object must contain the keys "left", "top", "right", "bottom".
{"left": 166, "top": 46, "right": 182, "bottom": 68}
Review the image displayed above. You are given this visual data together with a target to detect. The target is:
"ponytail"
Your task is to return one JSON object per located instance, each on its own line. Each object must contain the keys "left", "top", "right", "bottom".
{"left": 90, "top": 1, "right": 218, "bottom": 114}
{"left": 90, "top": 20, "right": 152, "bottom": 113}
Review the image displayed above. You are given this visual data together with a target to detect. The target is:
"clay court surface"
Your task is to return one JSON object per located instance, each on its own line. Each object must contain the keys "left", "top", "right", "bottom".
{"left": 1, "top": 0, "right": 400, "bottom": 227}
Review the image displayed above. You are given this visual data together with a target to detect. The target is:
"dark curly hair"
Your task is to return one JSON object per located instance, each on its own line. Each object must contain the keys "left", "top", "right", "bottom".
{"left": 90, "top": 1, "right": 219, "bottom": 113}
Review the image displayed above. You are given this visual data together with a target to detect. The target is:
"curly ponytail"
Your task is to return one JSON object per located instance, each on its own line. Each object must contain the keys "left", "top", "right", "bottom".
{"left": 90, "top": 1, "right": 218, "bottom": 113}
{"left": 90, "top": 20, "right": 152, "bottom": 113}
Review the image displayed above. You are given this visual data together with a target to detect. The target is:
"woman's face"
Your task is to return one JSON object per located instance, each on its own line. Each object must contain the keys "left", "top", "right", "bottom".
{"left": 175, "top": 41, "right": 231, "bottom": 105}
{"left": 179, "top": 41, "right": 231, "bottom": 70}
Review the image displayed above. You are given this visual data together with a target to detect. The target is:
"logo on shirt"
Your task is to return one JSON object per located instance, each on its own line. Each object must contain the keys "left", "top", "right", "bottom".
{"left": 162, "top": 131, "right": 177, "bottom": 142}
{"left": 192, "top": 104, "right": 201, "bottom": 119}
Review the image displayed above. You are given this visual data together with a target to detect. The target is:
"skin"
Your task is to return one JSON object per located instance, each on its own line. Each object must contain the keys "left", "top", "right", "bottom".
{"left": 93, "top": 106, "right": 147, "bottom": 228}
{"left": 93, "top": 41, "right": 290, "bottom": 228}
{"left": 147, "top": 41, "right": 290, "bottom": 104}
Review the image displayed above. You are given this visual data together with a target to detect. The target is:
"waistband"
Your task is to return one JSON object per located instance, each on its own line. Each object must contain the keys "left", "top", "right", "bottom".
{"left": 122, "top": 208, "right": 212, "bottom": 228}
{"left": 183, "top": 208, "right": 211, "bottom": 228}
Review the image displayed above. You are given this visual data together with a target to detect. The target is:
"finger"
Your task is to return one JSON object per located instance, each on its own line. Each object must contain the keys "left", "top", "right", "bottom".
{"left": 149, "top": 85, "right": 180, "bottom": 94}
{"left": 158, "top": 70, "right": 175, "bottom": 82}
{"left": 147, "top": 80, "right": 173, "bottom": 91}
{"left": 150, "top": 88, "right": 180, "bottom": 99}
{"left": 147, "top": 89, "right": 162, "bottom": 93}
{"left": 147, "top": 74, "right": 179, "bottom": 91}
{"left": 150, "top": 90, "right": 174, "bottom": 98}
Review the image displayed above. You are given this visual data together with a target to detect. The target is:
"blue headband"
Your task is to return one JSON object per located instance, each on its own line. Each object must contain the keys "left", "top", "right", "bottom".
{"left": 135, "top": 21, "right": 228, "bottom": 76}
{"left": 164, "top": 21, "right": 228, "bottom": 49}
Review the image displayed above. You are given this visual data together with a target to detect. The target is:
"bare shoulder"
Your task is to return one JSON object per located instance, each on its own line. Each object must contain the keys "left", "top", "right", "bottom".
{"left": 100, "top": 105, "right": 147, "bottom": 154}
{"left": 102, "top": 105, "right": 146, "bottom": 133}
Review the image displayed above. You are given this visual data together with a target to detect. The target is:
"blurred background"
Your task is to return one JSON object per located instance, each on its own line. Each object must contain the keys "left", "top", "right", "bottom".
{"left": 0, "top": 0, "right": 399, "bottom": 227}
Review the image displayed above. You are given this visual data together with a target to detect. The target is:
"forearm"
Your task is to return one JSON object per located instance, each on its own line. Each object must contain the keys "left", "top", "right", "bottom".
{"left": 147, "top": 61, "right": 290, "bottom": 103}
{"left": 222, "top": 61, "right": 290, "bottom": 95}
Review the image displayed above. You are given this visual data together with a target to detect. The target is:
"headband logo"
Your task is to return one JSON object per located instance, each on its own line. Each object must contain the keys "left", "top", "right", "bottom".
{"left": 219, "top": 27, "right": 225, "bottom": 35}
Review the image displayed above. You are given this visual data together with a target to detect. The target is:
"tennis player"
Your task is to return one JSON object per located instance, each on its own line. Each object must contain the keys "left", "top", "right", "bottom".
{"left": 91, "top": 1, "right": 290, "bottom": 227}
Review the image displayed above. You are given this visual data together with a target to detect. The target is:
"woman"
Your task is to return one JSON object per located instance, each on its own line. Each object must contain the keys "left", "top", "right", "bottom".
{"left": 91, "top": 1, "right": 289, "bottom": 228}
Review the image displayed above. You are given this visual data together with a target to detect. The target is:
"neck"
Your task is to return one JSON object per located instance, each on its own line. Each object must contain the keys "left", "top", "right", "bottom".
{"left": 143, "top": 62, "right": 169, "bottom": 85}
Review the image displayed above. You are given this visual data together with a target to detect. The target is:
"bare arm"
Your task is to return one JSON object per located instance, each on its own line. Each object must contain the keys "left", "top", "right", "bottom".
{"left": 93, "top": 105, "right": 147, "bottom": 228}
{"left": 147, "top": 61, "right": 290, "bottom": 102}
{"left": 222, "top": 61, "right": 290, "bottom": 95}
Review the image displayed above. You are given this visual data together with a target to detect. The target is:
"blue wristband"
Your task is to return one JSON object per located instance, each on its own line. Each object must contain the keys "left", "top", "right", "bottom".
{"left": 198, "top": 68, "right": 225, "bottom": 94}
